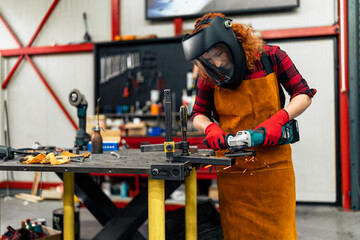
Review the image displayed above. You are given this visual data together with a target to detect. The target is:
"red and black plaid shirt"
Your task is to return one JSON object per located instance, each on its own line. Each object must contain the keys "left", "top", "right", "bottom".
{"left": 191, "top": 45, "right": 317, "bottom": 121}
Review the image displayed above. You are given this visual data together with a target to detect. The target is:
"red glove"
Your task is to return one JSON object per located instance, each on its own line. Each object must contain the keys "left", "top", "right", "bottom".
{"left": 204, "top": 123, "right": 226, "bottom": 150}
{"left": 255, "top": 109, "right": 290, "bottom": 146}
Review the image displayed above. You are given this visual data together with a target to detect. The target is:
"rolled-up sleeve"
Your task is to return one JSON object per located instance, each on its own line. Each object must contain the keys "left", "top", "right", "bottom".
{"left": 274, "top": 46, "right": 317, "bottom": 99}
{"left": 191, "top": 78, "right": 218, "bottom": 121}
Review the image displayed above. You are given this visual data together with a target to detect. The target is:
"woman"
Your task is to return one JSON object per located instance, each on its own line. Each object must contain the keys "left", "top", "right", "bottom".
{"left": 182, "top": 12, "right": 316, "bottom": 239}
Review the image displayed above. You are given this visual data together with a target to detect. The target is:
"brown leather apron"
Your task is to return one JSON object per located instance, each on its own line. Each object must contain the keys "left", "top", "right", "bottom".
{"left": 214, "top": 56, "right": 297, "bottom": 240}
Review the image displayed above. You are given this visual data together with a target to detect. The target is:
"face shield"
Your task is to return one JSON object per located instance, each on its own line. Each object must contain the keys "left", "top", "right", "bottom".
{"left": 194, "top": 43, "right": 234, "bottom": 85}
{"left": 182, "top": 16, "right": 246, "bottom": 89}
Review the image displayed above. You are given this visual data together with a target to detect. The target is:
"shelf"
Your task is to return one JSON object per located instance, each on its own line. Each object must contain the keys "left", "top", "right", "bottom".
{"left": 105, "top": 112, "right": 180, "bottom": 118}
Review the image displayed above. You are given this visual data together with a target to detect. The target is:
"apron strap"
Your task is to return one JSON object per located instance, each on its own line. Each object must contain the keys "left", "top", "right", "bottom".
{"left": 261, "top": 52, "right": 273, "bottom": 75}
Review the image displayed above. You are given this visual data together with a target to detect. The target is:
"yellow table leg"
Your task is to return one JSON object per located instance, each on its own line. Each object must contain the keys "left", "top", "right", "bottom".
{"left": 63, "top": 172, "right": 75, "bottom": 240}
{"left": 185, "top": 167, "right": 197, "bottom": 240}
{"left": 148, "top": 177, "right": 165, "bottom": 240}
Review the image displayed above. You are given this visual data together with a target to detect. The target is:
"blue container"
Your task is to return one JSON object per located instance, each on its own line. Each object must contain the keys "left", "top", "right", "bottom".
{"left": 147, "top": 127, "right": 163, "bottom": 136}
{"left": 120, "top": 182, "right": 128, "bottom": 198}
{"left": 116, "top": 105, "right": 123, "bottom": 114}
{"left": 88, "top": 141, "right": 119, "bottom": 151}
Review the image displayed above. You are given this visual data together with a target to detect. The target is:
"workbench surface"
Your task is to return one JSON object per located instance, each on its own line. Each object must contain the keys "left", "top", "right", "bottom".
{"left": 0, "top": 149, "right": 228, "bottom": 176}
{"left": 0, "top": 150, "right": 185, "bottom": 174}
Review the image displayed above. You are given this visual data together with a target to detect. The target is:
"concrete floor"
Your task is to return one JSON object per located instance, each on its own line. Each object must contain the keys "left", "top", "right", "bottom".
{"left": 1, "top": 196, "right": 360, "bottom": 240}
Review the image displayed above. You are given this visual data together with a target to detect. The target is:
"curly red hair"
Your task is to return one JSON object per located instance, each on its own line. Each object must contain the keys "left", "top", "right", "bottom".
{"left": 192, "top": 12, "right": 264, "bottom": 84}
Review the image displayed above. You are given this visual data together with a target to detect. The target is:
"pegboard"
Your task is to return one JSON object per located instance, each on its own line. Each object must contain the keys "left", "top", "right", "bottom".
{"left": 94, "top": 37, "right": 194, "bottom": 114}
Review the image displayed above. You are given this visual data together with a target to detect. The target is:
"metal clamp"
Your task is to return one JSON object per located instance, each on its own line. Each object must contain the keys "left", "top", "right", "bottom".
{"left": 164, "top": 142, "right": 175, "bottom": 153}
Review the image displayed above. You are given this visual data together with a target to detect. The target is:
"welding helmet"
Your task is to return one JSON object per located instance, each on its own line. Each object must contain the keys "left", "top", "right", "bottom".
{"left": 182, "top": 16, "right": 246, "bottom": 89}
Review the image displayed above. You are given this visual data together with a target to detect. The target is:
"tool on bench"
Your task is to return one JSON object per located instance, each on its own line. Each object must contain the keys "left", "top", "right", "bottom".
{"left": 0, "top": 145, "right": 40, "bottom": 161}
{"left": 110, "top": 151, "right": 126, "bottom": 159}
{"left": 91, "top": 98, "right": 103, "bottom": 154}
{"left": 141, "top": 89, "right": 190, "bottom": 159}
{"left": 224, "top": 119, "right": 300, "bottom": 158}
{"left": 68, "top": 89, "right": 91, "bottom": 150}
{"left": 141, "top": 89, "right": 234, "bottom": 171}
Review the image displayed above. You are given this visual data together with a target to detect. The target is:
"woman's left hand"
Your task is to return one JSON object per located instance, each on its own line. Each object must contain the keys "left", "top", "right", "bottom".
{"left": 255, "top": 109, "right": 289, "bottom": 146}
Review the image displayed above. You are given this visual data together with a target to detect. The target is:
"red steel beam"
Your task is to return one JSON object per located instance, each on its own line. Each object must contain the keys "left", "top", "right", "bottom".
{"left": 0, "top": 12, "right": 23, "bottom": 89}
{"left": 111, "top": 0, "right": 120, "bottom": 40}
{"left": 0, "top": 43, "right": 94, "bottom": 57}
{"left": 26, "top": 0, "right": 60, "bottom": 47}
{"left": 24, "top": 55, "right": 78, "bottom": 130}
{"left": 0, "top": 14, "right": 22, "bottom": 47}
{"left": 2, "top": 55, "right": 25, "bottom": 89}
{"left": 0, "top": 0, "right": 77, "bottom": 131}
{"left": 1, "top": 0, "right": 60, "bottom": 89}
{"left": 260, "top": 25, "right": 339, "bottom": 40}
{"left": 338, "top": 0, "right": 351, "bottom": 210}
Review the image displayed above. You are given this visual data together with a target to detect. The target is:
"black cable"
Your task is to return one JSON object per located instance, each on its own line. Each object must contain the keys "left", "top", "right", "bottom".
{"left": 4, "top": 100, "right": 10, "bottom": 146}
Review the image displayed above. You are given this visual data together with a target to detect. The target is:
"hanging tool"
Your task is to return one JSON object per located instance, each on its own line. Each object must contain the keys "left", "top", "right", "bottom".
{"left": 68, "top": 89, "right": 91, "bottom": 150}
{"left": 156, "top": 70, "right": 165, "bottom": 91}
{"left": 122, "top": 80, "right": 131, "bottom": 98}
{"left": 136, "top": 71, "right": 145, "bottom": 93}
{"left": 83, "top": 12, "right": 92, "bottom": 42}
{"left": 223, "top": 119, "right": 300, "bottom": 157}
{"left": 129, "top": 71, "right": 138, "bottom": 90}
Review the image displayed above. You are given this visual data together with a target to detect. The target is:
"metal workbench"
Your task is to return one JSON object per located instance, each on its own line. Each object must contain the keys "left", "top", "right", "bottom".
{"left": 0, "top": 150, "right": 190, "bottom": 175}
{"left": 0, "top": 149, "right": 233, "bottom": 240}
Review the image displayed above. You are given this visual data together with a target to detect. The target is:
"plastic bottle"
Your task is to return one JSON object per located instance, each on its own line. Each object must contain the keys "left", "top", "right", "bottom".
{"left": 91, "top": 125, "right": 103, "bottom": 153}
{"left": 21, "top": 220, "right": 25, "bottom": 229}
{"left": 120, "top": 182, "right": 128, "bottom": 198}
{"left": 24, "top": 219, "right": 32, "bottom": 231}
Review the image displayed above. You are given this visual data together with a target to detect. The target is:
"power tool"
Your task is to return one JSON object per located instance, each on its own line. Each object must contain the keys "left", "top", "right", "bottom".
{"left": 68, "top": 89, "right": 90, "bottom": 150}
{"left": 0, "top": 146, "right": 38, "bottom": 161}
{"left": 224, "top": 119, "right": 300, "bottom": 157}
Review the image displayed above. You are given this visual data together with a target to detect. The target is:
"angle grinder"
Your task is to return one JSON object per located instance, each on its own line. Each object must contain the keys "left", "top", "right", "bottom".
{"left": 68, "top": 89, "right": 91, "bottom": 150}
{"left": 224, "top": 119, "right": 300, "bottom": 157}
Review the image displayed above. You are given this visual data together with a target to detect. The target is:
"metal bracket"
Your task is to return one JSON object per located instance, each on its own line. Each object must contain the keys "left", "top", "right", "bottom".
{"left": 172, "top": 155, "right": 235, "bottom": 166}
{"left": 150, "top": 161, "right": 191, "bottom": 180}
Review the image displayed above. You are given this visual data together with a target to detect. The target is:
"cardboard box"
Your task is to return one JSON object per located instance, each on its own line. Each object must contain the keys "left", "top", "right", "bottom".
{"left": 102, "top": 129, "right": 121, "bottom": 142}
{"left": 208, "top": 185, "right": 218, "bottom": 200}
{"left": 41, "top": 188, "right": 63, "bottom": 200}
{"left": 86, "top": 115, "right": 106, "bottom": 133}
{"left": 87, "top": 129, "right": 121, "bottom": 142}
{"left": 125, "top": 122, "right": 147, "bottom": 136}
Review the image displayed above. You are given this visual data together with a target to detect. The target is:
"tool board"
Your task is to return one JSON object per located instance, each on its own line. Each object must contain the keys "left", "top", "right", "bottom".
{"left": 94, "top": 37, "right": 194, "bottom": 114}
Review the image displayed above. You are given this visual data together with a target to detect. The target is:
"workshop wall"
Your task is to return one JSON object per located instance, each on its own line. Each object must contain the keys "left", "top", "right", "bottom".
{"left": 268, "top": 39, "right": 337, "bottom": 202}
{"left": 0, "top": 0, "right": 111, "bottom": 182}
{"left": 0, "top": 0, "right": 339, "bottom": 201}
{"left": 121, "top": 0, "right": 336, "bottom": 37}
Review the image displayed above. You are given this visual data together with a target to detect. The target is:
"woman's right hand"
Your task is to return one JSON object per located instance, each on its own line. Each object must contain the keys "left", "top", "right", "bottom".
{"left": 204, "top": 123, "right": 226, "bottom": 150}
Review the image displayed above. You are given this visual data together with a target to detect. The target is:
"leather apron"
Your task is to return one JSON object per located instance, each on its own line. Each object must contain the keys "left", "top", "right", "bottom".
{"left": 214, "top": 55, "right": 297, "bottom": 240}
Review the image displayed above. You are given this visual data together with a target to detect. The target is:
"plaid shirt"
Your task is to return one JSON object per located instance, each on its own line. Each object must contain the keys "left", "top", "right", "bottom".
{"left": 191, "top": 45, "right": 317, "bottom": 121}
